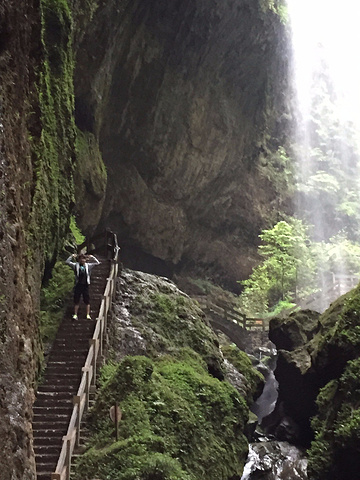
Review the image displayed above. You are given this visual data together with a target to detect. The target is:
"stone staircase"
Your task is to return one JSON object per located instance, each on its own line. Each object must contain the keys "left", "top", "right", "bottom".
{"left": 33, "top": 256, "right": 110, "bottom": 480}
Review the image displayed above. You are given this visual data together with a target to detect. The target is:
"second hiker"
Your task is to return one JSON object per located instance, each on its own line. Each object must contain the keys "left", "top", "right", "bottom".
{"left": 65, "top": 253, "right": 100, "bottom": 320}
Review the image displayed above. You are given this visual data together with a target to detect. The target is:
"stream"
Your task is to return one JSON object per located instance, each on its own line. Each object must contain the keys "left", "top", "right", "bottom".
{"left": 241, "top": 346, "right": 308, "bottom": 480}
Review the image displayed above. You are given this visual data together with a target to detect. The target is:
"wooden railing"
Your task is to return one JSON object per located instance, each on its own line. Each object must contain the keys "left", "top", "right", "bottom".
{"left": 193, "top": 296, "right": 266, "bottom": 331}
{"left": 51, "top": 232, "right": 119, "bottom": 480}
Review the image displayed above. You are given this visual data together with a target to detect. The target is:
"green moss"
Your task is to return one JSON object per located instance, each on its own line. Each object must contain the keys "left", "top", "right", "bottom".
{"left": 221, "top": 344, "right": 264, "bottom": 401}
{"left": 69, "top": 215, "right": 85, "bottom": 244}
{"left": 75, "top": 128, "right": 107, "bottom": 196}
{"left": 130, "top": 292, "right": 224, "bottom": 378}
{"left": 308, "top": 359, "right": 360, "bottom": 479}
{"left": 40, "top": 260, "right": 74, "bottom": 346}
{"left": 73, "top": 128, "right": 107, "bottom": 226}
{"left": 259, "top": 0, "right": 288, "bottom": 23}
{"left": 28, "top": 0, "right": 76, "bottom": 264}
{"left": 74, "top": 355, "right": 249, "bottom": 480}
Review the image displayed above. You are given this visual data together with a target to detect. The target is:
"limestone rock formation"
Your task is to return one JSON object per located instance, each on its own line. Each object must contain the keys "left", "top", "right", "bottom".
{"left": 75, "top": 0, "right": 291, "bottom": 290}
{"left": 266, "top": 287, "right": 360, "bottom": 478}
{"left": 265, "top": 310, "right": 326, "bottom": 445}
{"left": 0, "top": 0, "right": 76, "bottom": 477}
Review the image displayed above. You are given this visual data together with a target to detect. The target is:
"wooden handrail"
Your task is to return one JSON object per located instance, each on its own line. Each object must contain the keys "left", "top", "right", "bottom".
{"left": 194, "top": 296, "right": 267, "bottom": 331}
{"left": 52, "top": 230, "right": 119, "bottom": 480}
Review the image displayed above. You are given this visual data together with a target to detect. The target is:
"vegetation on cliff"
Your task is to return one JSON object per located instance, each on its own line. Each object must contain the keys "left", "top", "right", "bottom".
{"left": 73, "top": 270, "right": 258, "bottom": 480}
{"left": 29, "top": 0, "right": 76, "bottom": 266}
{"left": 268, "top": 285, "right": 360, "bottom": 479}
{"left": 307, "top": 286, "right": 360, "bottom": 479}
{"left": 73, "top": 128, "right": 107, "bottom": 234}
{"left": 75, "top": 354, "right": 248, "bottom": 480}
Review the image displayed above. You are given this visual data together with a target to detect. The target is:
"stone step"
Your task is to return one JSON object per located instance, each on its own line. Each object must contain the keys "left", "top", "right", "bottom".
{"left": 35, "top": 452, "right": 60, "bottom": 465}
{"left": 44, "top": 360, "right": 85, "bottom": 368}
{"left": 41, "top": 379, "right": 80, "bottom": 389}
{"left": 36, "top": 469, "right": 57, "bottom": 480}
{"left": 33, "top": 414, "right": 69, "bottom": 424}
{"left": 42, "top": 373, "right": 80, "bottom": 382}
{"left": 33, "top": 406, "right": 72, "bottom": 416}
{"left": 33, "top": 436, "right": 63, "bottom": 446}
{"left": 34, "top": 397, "right": 73, "bottom": 408}
{"left": 34, "top": 444, "right": 62, "bottom": 454}
{"left": 43, "top": 366, "right": 83, "bottom": 375}
{"left": 37, "top": 385, "right": 78, "bottom": 394}
{"left": 33, "top": 427, "right": 68, "bottom": 438}
{"left": 45, "top": 352, "right": 92, "bottom": 364}
{"left": 36, "top": 462, "right": 58, "bottom": 474}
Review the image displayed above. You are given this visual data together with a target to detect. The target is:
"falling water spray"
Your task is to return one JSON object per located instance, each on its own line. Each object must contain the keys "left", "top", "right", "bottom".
{"left": 287, "top": 0, "right": 360, "bottom": 310}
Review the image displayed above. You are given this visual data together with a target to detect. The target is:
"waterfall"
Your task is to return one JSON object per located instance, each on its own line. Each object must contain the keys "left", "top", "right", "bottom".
{"left": 240, "top": 350, "right": 308, "bottom": 480}
{"left": 287, "top": 0, "right": 360, "bottom": 309}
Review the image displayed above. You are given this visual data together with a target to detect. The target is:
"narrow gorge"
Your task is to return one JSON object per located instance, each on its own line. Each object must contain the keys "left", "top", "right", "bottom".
{"left": 1, "top": 0, "right": 360, "bottom": 479}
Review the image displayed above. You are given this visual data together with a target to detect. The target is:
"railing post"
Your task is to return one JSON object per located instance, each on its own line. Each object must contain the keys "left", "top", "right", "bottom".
{"left": 100, "top": 315, "right": 104, "bottom": 357}
{"left": 82, "top": 367, "right": 90, "bottom": 412}
{"left": 90, "top": 339, "right": 97, "bottom": 387}
{"left": 73, "top": 396, "right": 81, "bottom": 447}
{"left": 109, "top": 277, "right": 114, "bottom": 297}
{"left": 65, "top": 435, "right": 71, "bottom": 480}
{"left": 103, "top": 294, "right": 108, "bottom": 332}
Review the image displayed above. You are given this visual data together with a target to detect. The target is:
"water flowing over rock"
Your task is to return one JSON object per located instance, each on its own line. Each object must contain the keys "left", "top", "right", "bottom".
{"left": 262, "top": 310, "right": 322, "bottom": 446}
{"left": 252, "top": 369, "right": 278, "bottom": 423}
{"left": 241, "top": 441, "right": 308, "bottom": 480}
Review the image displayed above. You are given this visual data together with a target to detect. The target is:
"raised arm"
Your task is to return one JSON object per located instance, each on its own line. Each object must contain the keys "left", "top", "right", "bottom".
{"left": 87, "top": 255, "right": 100, "bottom": 266}
{"left": 65, "top": 254, "right": 77, "bottom": 269}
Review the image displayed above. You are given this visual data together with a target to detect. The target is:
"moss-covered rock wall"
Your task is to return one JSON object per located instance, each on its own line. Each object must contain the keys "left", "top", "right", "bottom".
{"left": 73, "top": 128, "right": 107, "bottom": 235}
{"left": 73, "top": 269, "right": 261, "bottom": 480}
{"left": 0, "top": 0, "right": 81, "bottom": 476}
{"left": 267, "top": 287, "right": 360, "bottom": 479}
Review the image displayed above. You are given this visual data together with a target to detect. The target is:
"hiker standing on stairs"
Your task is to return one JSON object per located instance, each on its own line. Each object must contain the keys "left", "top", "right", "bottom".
{"left": 65, "top": 253, "right": 100, "bottom": 320}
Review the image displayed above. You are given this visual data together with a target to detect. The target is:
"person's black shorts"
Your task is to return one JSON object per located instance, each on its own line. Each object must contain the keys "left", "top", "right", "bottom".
{"left": 74, "top": 284, "right": 90, "bottom": 305}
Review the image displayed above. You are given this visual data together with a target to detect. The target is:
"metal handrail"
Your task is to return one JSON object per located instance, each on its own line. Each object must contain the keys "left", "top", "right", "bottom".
{"left": 51, "top": 231, "right": 119, "bottom": 480}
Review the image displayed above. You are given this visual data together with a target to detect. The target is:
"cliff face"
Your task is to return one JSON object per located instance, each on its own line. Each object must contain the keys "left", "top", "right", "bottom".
{"left": 0, "top": 2, "right": 40, "bottom": 478}
{"left": 75, "top": 0, "right": 290, "bottom": 290}
{"left": 267, "top": 290, "right": 360, "bottom": 479}
{"left": 0, "top": 0, "right": 76, "bottom": 477}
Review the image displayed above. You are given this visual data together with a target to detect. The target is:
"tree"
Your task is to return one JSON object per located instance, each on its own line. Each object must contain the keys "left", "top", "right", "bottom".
{"left": 239, "top": 219, "right": 316, "bottom": 316}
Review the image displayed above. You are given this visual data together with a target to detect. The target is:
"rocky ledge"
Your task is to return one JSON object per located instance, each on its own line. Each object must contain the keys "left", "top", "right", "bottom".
{"left": 264, "top": 286, "right": 360, "bottom": 479}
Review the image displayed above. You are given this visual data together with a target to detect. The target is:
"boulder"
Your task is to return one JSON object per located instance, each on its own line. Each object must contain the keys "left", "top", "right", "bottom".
{"left": 269, "top": 309, "right": 320, "bottom": 351}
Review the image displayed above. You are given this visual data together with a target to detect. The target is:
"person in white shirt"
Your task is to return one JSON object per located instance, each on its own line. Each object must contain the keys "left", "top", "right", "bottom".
{"left": 65, "top": 253, "right": 100, "bottom": 320}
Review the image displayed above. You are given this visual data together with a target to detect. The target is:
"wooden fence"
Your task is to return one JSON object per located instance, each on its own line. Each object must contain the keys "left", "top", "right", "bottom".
{"left": 51, "top": 232, "right": 119, "bottom": 480}
{"left": 193, "top": 296, "right": 266, "bottom": 331}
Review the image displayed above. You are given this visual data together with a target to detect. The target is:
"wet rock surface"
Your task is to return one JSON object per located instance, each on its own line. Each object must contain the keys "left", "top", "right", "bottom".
{"left": 265, "top": 289, "right": 360, "bottom": 478}
{"left": 75, "top": 0, "right": 291, "bottom": 290}
{"left": 0, "top": 1, "right": 42, "bottom": 478}
{"left": 241, "top": 440, "right": 308, "bottom": 480}
{"left": 269, "top": 310, "right": 321, "bottom": 351}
